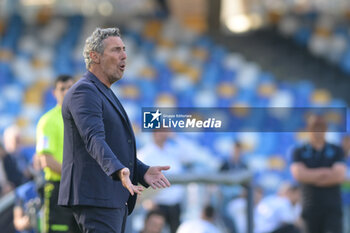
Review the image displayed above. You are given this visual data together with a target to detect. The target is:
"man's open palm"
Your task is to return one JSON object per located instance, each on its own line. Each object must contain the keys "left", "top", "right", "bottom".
{"left": 119, "top": 168, "right": 144, "bottom": 196}
{"left": 144, "top": 166, "right": 171, "bottom": 189}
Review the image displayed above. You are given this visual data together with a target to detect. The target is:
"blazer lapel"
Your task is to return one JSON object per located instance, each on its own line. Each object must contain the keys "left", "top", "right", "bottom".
{"left": 85, "top": 72, "right": 134, "bottom": 134}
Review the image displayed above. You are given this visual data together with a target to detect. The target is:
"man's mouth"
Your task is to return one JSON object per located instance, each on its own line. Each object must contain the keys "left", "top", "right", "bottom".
{"left": 119, "top": 64, "right": 125, "bottom": 71}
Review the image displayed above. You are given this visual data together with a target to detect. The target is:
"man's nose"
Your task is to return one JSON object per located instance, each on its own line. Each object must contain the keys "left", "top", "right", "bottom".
{"left": 121, "top": 50, "right": 127, "bottom": 60}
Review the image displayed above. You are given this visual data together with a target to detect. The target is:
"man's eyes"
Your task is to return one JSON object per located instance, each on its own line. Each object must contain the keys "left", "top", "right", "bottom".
{"left": 112, "top": 47, "right": 125, "bottom": 52}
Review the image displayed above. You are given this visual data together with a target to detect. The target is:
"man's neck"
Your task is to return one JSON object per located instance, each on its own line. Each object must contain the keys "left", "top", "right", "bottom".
{"left": 155, "top": 142, "right": 165, "bottom": 149}
{"left": 89, "top": 68, "right": 111, "bottom": 88}
{"left": 310, "top": 140, "right": 325, "bottom": 150}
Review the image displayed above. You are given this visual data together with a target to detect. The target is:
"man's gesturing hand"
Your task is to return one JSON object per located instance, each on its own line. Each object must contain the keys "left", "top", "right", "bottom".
{"left": 144, "top": 166, "right": 171, "bottom": 189}
{"left": 119, "top": 167, "right": 144, "bottom": 196}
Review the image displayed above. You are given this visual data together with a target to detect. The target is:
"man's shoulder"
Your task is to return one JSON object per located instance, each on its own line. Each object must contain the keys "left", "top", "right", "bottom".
{"left": 63, "top": 77, "right": 100, "bottom": 109}
{"left": 291, "top": 143, "right": 309, "bottom": 156}
{"left": 293, "top": 143, "right": 308, "bottom": 151}
{"left": 325, "top": 143, "right": 345, "bottom": 161}
{"left": 69, "top": 76, "right": 96, "bottom": 94}
{"left": 291, "top": 143, "right": 311, "bottom": 163}
{"left": 326, "top": 142, "right": 342, "bottom": 151}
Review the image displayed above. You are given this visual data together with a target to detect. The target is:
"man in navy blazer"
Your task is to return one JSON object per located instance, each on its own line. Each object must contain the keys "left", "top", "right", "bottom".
{"left": 58, "top": 27, "right": 171, "bottom": 233}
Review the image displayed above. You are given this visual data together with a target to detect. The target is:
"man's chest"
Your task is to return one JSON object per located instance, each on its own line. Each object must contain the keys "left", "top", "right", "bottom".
{"left": 300, "top": 147, "right": 338, "bottom": 168}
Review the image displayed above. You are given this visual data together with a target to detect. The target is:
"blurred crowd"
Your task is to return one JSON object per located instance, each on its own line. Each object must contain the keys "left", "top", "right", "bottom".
{"left": 1, "top": 123, "right": 350, "bottom": 233}
{"left": 278, "top": 9, "right": 350, "bottom": 74}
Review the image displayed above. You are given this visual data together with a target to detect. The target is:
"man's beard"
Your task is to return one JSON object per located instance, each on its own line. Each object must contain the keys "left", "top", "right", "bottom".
{"left": 107, "top": 72, "right": 122, "bottom": 84}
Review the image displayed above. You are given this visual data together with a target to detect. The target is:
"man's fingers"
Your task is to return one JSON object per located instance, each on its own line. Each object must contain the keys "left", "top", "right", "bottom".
{"left": 156, "top": 181, "right": 164, "bottom": 188}
{"left": 153, "top": 181, "right": 162, "bottom": 189}
{"left": 137, "top": 186, "right": 144, "bottom": 192}
{"left": 157, "top": 179, "right": 167, "bottom": 188}
{"left": 133, "top": 185, "right": 144, "bottom": 195}
{"left": 133, "top": 187, "right": 140, "bottom": 195}
{"left": 161, "top": 176, "right": 171, "bottom": 187}
{"left": 120, "top": 169, "right": 136, "bottom": 196}
{"left": 125, "top": 183, "right": 145, "bottom": 195}
{"left": 158, "top": 166, "right": 170, "bottom": 171}
{"left": 127, "top": 185, "right": 134, "bottom": 196}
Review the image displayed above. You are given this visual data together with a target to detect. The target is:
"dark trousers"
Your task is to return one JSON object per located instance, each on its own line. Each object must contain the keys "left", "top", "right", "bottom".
{"left": 302, "top": 208, "right": 342, "bottom": 233}
{"left": 72, "top": 205, "right": 128, "bottom": 233}
{"left": 158, "top": 204, "right": 181, "bottom": 233}
{"left": 44, "top": 181, "right": 80, "bottom": 233}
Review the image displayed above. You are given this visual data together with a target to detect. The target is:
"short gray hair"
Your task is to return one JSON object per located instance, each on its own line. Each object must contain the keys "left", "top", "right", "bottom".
{"left": 83, "top": 27, "right": 121, "bottom": 69}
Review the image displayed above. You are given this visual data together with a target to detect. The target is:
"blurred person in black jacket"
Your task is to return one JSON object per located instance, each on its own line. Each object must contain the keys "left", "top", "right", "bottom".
{"left": 0, "top": 143, "right": 24, "bottom": 196}
{"left": 291, "top": 115, "right": 346, "bottom": 233}
{"left": 220, "top": 141, "right": 247, "bottom": 171}
{"left": 3, "top": 125, "right": 33, "bottom": 181}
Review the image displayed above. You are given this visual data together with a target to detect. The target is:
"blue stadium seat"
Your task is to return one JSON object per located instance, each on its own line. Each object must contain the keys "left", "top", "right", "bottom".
{"left": 0, "top": 14, "right": 23, "bottom": 50}
{"left": 294, "top": 26, "right": 312, "bottom": 47}
{"left": 340, "top": 49, "right": 350, "bottom": 74}
{"left": 294, "top": 80, "right": 314, "bottom": 106}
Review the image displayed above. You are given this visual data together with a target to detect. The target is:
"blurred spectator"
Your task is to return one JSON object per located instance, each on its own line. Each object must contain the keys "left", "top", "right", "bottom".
{"left": 0, "top": 143, "right": 24, "bottom": 196}
{"left": 3, "top": 125, "right": 33, "bottom": 181}
{"left": 13, "top": 181, "right": 41, "bottom": 233}
{"left": 35, "top": 75, "right": 78, "bottom": 233}
{"left": 219, "top": 141, "right": 248, "bottom": 233}
{"left": 176, "top": 205, "right": 221, "bottom": 233}
{"left": 341, "top": 135, "right": 350, "bottom": 233}
{"left": 3, "top": 125, "right": 21, "bottom": 154}
{"left": 155, "top": 0, "right": 169, "bottom": 18}
{"left": 171, "top": 135, "right": 220, "bottom": 172}
{"left": 220, "top": 141, "right": 246, "bottom": 171}
{"left": 290, "top": 115, "right": 346, "bottom": 233}
{"left": 140, "top": 209, "right": 166, "bottom": 233}
{"left": 226, "top": 187, "right": 263, "bottom": 233}
{"left": 138, "top": 131, "right": 185, "bottom": 233}
{"left": 255, "top": 183, "right": 301, "bottom": 233}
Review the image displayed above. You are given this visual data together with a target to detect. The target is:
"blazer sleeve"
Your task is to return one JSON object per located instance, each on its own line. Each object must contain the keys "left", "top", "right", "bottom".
{"left": 68, "top": 83, "right": 125, "bottom": 177}
{"left": 136, "top": 159, "right": 149, "bottom": 187}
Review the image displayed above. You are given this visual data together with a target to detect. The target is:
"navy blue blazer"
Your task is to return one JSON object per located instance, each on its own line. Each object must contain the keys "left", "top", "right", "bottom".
{"left": 58, "top": 72, "right": 149, "bottom": 214}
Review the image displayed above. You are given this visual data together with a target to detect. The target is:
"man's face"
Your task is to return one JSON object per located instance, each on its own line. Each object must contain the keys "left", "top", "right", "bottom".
{"left": 54, "top": 80, "right": 74, "bottom": 106}
{"left": 309, "top": 131, "right": 326, "bottom": 142}
{"left": 307, "top": 115, "right": 327, "bottom": 142}
{"left": 232, "top": 144, "right": 242, "bottom": 160}
{"left": 144, "top": 214, "right": 165, "bottom": 233}
{"left": 100, "top": 36, "right": 127, "bottom": 84}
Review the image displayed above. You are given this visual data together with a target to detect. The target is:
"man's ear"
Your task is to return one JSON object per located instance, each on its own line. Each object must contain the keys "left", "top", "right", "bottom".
{"left": 90, "top": 51, "right": 100, "bottom": 64}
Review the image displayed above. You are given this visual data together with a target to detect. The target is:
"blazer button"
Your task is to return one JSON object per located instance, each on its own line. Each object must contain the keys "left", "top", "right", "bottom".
{"left": 105, "top": 168, "right": 109, "bottom": 172}
{"left": 129, "top": 162, "right": 133, "bottom": 166}
{"left": 127, "top": 139, "right": 132, "bottom": 144}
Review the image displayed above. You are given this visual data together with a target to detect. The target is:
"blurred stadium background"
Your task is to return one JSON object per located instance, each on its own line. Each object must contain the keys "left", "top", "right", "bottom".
{"left": 1, "top": 0, "right": 350, "bottom": 232}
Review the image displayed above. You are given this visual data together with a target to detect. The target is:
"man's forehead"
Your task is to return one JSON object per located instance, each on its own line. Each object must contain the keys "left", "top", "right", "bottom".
{"left": 104, "top": 36, "right": 125, "bottom": 47}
